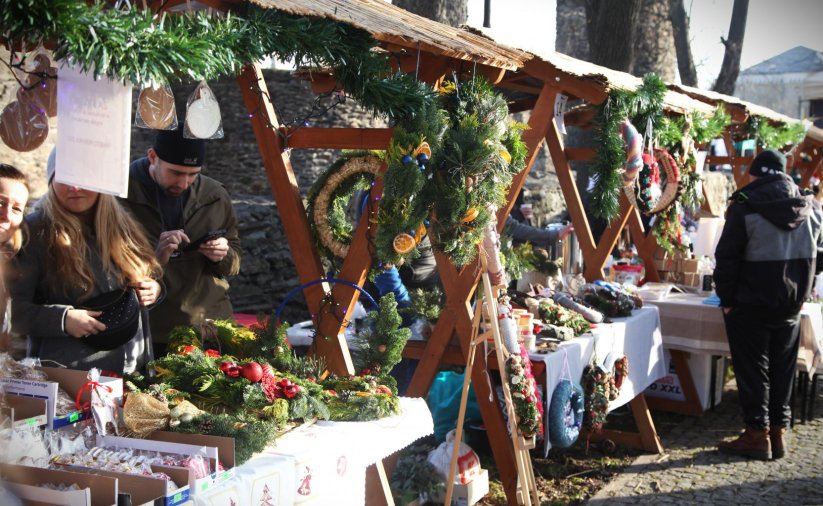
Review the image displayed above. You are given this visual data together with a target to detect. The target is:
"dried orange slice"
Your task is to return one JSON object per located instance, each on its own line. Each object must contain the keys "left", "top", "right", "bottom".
{"left": 462, "top": 208, "right": 480, "bottom": 223}
{"left": 500, "top": 148, "right": 512, "bottom": 164}
{"left": 414, "top": 222, "right": 427, "bottom": 243}
{"left": 414, "top": 141, "right": 432, "bottom": 159}
{"left": 392, "top": 233, "right": 416, "bottom": 254}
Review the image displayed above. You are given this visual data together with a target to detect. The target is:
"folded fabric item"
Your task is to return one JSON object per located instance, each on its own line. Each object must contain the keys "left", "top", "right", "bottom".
{"left": 702, "top": 293, "right": 721, "bottom": 306}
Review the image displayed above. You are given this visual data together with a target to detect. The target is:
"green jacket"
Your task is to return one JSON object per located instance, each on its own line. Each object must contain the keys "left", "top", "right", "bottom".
{"left": 122, "top": 158, "right": 242, "bottom": 343}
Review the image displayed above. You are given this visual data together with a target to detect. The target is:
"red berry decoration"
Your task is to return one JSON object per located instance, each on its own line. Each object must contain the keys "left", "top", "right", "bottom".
{"left": 218, "top": 361, "right": 235, "bottom": 373}
{"left": 241, "top": 361, "right": 264, "bottom": 383}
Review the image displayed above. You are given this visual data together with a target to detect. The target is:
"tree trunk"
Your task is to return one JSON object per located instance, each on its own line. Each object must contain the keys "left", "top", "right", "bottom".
{"left": 393, "top": 0, "right": 468, "bottom": 27}
{"left": 669, "top": 0, "right": 698, "bottom": 86}
{"left": 712, "top": 0, "right": 749, "bottom": 95}
{"left": 556, "top": 0, "right": 590, "bottom": 60}
{"left": 631, "top": 0, "right": 676, "bottom": 80}
{"left": 584, "top": 0, "right": 642, "bottom": 73}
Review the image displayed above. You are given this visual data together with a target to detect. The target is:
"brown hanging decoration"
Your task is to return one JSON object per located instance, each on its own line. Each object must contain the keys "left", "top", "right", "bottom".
{"left": 16, "top": 54, "right": 58, "bottom": 118}
{"left": 136, "top": 85, "right": 177, "bottom": 130}
{"left": 0, "top": 100, "right": 49, "bottom": 152}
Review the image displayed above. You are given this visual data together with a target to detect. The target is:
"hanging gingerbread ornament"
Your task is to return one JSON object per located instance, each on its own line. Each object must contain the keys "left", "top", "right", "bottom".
{"left": 16, "top": 53, "right": 58, "bottom": 117}
{"left": 184, "top": 81, "right": 222, "bottom": 139}
{"left": 0, "top": 100, "right": 49, "bottom": 152}
{"left": 136, "top": 85, "right": 177, "bottom": 130}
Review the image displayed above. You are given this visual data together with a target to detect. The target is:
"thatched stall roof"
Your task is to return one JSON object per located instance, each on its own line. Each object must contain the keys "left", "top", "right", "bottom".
{"left": 669, "top": 83, "right": 800, "bottom": 125}
{"left": 242, "top": 0, "right": 714, "bottom": 116}
{"left": 249, "top": 0, "right": 530, "bottom": 70}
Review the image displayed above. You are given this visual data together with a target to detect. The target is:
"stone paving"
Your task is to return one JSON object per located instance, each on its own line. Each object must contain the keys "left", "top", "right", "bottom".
{"left": 587, "top": 377, "right": 823, "bottom": 506}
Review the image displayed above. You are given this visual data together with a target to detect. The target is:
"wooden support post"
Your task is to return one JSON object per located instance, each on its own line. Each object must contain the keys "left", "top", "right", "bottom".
{"left": 645, "top": 349, "right": 705, "bottom": 417}
{"left": 237, "top": 64, "right": 354, "bottom": 375}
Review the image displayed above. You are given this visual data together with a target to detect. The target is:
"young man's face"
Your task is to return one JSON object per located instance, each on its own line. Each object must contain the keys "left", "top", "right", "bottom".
{"left": 147, "top": 148, "right": 202, "bottom": 197}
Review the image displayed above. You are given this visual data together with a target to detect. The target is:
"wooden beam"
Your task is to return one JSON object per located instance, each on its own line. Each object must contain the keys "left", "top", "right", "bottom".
{"left": 499, "top": 84, "right": 556, "bottom": 225}
{"left": 522, "top": 59, "right": 609, "bottom": 105}
{"left": 285, "top": 127, "right": 394, "bottom": 150}
{"left": 586, "top": 194, "right": 632, "bottom": 281}
{"left": 237, "top": 64, "right": 353, "bottom": 376}
{"left": 565, "top": 147, "right": 596, "bottom": 161}
{"left": 543, "top": 102, "right": 597, "bottom": 261}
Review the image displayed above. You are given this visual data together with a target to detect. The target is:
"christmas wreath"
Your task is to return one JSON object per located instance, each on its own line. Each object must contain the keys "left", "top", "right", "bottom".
{"left": 306, "top": 153, "right": 382, "bottom": 263}
{"left": 582, "top": 363, "right": 619, "bottom": 434}
{"left": 505, "top": 347, "right": 544, "bottom": 439}
{"left": 548, "top": 379, "right": 584, "bottom": 448}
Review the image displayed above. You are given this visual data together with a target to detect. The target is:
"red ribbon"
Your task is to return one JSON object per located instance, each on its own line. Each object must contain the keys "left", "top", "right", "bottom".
{"left": 75, "top": 380, "right": 114, "bottom": 414}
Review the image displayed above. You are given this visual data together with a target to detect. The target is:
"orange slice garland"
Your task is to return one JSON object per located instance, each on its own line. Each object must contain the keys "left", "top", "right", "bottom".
{"left": 392, "top": 233, "right": 416, "bottom": 254}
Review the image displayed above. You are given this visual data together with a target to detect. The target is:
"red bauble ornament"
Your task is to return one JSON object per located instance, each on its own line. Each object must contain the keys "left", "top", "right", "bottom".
{"left": 218, "top": 361, "right": 235, "bottom": 373}
{"left": 241, "top": 361, "right": 264, "bottom": 383}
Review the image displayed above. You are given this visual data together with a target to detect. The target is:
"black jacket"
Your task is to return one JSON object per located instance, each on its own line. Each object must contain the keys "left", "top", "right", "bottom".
{"left": 714, "top": 173, "right": 823, "bottom": 315}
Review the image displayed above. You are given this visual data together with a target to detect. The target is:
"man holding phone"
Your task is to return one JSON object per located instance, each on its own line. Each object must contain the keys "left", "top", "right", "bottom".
{"left": 122, "top": 125, "right": 242, "bottom": 355}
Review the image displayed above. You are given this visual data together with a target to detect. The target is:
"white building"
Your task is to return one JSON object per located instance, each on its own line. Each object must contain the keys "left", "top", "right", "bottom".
{"left": 735, "top": 46, "right": 823, "bottom": 127}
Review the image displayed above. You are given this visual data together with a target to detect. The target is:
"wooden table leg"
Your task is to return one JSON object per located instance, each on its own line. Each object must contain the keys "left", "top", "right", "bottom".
{"left": 365, "top": 459, "right": 396, "bottom": 506}
{"left": 645, "top": 349, "right": 705, "bottom": 417}
{"left": 582, "top": 394, "right": 664, "bottom": 454}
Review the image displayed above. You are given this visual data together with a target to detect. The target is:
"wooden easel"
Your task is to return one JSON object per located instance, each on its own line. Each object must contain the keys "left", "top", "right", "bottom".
{"left": 444, "top": 270, "right": 539, "bottom": 506}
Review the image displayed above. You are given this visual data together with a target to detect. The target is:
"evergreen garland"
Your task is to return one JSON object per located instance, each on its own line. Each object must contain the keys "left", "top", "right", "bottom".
{"left": 0, "top": 0, "right": 433, "bottom": 119}
{"left": 375, "top": 80, "right": 447, "bottom": 266}
{"left": 745, "top": 117, "right": 807, "bottom": 150}
{"left": 590, "top": 74, "right": 667, "bottom": 220}
{"left": 428, "top": 78, "right": 527, "bottom": 266}
{"left": 171, "top": 412, "right": 278, "bottom": 465}
{"left": 401, "top": 287, "right": 445, "bottom": 323}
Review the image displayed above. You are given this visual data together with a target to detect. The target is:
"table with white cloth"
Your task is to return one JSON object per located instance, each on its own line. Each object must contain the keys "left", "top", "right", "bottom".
{"left": 191, "top": 397, "right": 433, "bottom": 506}
{"left": 529, "top": 306, "right": 669, "bottom": 456}
{"left": 647, "top": 293, "right": 823, "bottom": 415}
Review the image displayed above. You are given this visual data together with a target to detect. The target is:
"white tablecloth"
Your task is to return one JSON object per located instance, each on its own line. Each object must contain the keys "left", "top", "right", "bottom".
{"left": 649, "top": 294, "right": 823, "bottom": 376}
{"left": 529, "top": 306, "right": 668, "bottom": 455}
{"left": 193, "top": 397, "right": 433, "bottom": 506}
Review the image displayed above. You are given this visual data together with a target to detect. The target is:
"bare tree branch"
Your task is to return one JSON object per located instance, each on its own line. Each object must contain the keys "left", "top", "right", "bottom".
{"left": 669, "top": 0, "right": 698, "bottom": 86}
{"left": 713, "top": 0, "right": 749, "bottom": 95}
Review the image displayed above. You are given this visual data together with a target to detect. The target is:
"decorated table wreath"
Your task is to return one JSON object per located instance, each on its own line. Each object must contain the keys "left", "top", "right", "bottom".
{"left": 307, "top": 153, "right": 383, "bottom": 263}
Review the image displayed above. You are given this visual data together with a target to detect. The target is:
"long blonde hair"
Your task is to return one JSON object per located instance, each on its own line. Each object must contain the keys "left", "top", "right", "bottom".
{"left": 41, "top": 185, "right": 161, "bottom": 299}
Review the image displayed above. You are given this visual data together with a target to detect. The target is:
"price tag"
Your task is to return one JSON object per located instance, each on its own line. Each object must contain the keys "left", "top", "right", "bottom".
{"left": 554, "top": 93, "right": 568, "bottom": 135}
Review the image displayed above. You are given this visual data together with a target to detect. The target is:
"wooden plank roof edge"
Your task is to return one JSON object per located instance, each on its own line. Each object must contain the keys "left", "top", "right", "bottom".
{"left": 669, "top": 83, "right": 801, "bottom": 125}
{"left": 805, "top": 125, "right": 823, "bottom": 146}
{"left": 248, "top": 0, "right": 529, "bottom": 70}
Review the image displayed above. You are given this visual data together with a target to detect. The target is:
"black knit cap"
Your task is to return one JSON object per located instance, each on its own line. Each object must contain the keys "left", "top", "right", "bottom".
{"left": 748, "top": 149, "right": 786, "bottom": 177}
{"left": 152, "top": 125, "right": 206, "bottom": 167}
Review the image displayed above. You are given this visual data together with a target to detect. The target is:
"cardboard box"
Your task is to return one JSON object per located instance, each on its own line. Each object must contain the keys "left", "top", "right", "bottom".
{"left": 147, "top": 431, "right": 237, "bottom": 495}
{"left": 0, "top": 366, "right": 122, "bottom": 429}
{"left": 67, "top": 463, "right": 190, "bottom": 506}
{"left": 644, "top": 350, "right": 724, "bottom": 410}
{"left": 432, "top": 468, "right": 489, "bottom": 506}
{"left": 0, "top": 395, "right": 47, "bottom": 429}
{"left": 96, "top": 431, "right": 236, "bottom": 497}
{"left": 0, "top": 463, "right": 118, "bottom": 506}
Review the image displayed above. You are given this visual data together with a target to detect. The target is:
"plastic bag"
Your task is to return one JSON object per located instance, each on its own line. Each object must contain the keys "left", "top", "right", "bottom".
{"left": 184, "top": 80, "right": 223, "bottom": 139}
{"left": 426, "top": 429, "right": 481, "bottom": 485}
{"left": 426, "top": 370, "right": 482, "bottom": 442}
{"left": 135, "top": 84, "right": 178, "bottom": 130}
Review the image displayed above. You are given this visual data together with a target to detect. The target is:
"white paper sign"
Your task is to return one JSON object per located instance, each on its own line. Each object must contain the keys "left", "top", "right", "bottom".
{"left": 56, "top": 64, "right": 132, "bottom": 197}
{"left": 554, "top": 93, "right": 568, "bottom": 135}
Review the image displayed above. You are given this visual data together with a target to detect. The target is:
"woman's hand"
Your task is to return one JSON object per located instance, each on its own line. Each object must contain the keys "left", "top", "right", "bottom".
{"left": 132, "top": 279, "right": 161, "bottom": 307}
{"left": 65, "top": 309, "right": 106, "bottom": 338}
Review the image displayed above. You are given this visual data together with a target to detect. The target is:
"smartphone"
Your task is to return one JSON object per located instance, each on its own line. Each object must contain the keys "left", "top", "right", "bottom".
{"left": 183, "top": 229, "right": 226, "bottom": 252}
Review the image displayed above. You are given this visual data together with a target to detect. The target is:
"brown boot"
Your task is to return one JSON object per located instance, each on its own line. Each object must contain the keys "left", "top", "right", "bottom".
{"left": 718, "top": 427, "right": 771, "bottom": 461}
{"left": 769, "top": 426, "right": 787, "bottom": 459}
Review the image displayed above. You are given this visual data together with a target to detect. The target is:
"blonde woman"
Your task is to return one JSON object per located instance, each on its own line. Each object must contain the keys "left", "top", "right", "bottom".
{"left": 0, "top": 163, "right": 30, "bottom": 356}
{"left": 10, "top": 154, "right": 162, "bottom": 374}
